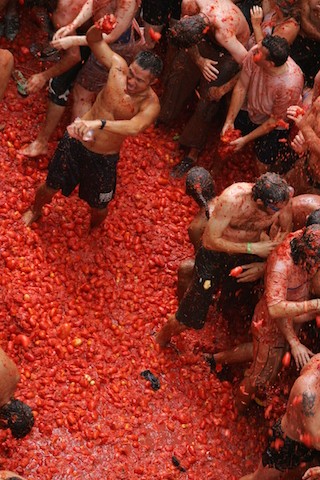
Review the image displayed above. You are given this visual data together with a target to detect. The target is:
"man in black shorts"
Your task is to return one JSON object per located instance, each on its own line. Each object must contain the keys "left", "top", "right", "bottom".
{"left": 240, "top": 353, "right": 320, "bottom": 479}
{"left": 158, "top": 0, "right": 250, "bottom": 177}
{"left": 155, "top": 173, "right": 293, "bottom": 346}
{"left": 22, "top": 19, "right": 162, "bottom": 230}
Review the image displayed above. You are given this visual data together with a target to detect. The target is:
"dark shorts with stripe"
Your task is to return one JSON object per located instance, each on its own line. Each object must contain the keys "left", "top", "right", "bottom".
{"left": 176, "top": 247, "right": 262, "bottom": 330}
{"left": 46, "top": 133, "right": 119, "bottom": 209}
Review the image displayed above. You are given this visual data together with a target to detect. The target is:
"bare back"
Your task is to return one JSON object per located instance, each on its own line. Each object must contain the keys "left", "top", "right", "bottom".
{"left": 197, "top": 0, "right": 250, "bottom": 48}
{"left": 282, "top": 354, "right": 320, "bottom": 449}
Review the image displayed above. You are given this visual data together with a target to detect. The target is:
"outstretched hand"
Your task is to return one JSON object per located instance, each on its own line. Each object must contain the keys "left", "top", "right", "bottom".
{"left": 236, "top": 262, "right": 266, "bottom": 283}
{"left": 303, "top": 466, "right": 320, "bottom": 480}
{"left": 198, "top": 57, "right": 219, "bottom": 82}
{"left": 291, "top": 342, "right": 314, "bottom": 370}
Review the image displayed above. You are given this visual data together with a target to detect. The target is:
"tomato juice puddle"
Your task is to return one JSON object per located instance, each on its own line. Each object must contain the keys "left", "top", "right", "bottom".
{"left": 0, "top": 10, "right": 295, "bottom": 480}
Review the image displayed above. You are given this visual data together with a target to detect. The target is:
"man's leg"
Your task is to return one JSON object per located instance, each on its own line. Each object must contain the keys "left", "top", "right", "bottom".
{"left": 0, "top": 48, "right": 13, "bottom": 100}
{"left": 22, "top": 184, "right": 58, "bottom": 226}
{"left": 90, "top": 207, "right": 108, "bottom": 230}
{"left": 155, "top": 314, "right": 188, "bottom": 347}
{"left": 213, "top": 343, "right": 253, "bottom": 365}
{"left": 19, "top": 101, "right": 66, "bottom": 157}
{"left": 177, "top": 258, "right": 194, "bottom": 301}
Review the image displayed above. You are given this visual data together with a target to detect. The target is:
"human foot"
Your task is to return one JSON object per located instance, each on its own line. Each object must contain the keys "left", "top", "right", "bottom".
{"left": 18, "top": 140, "right": 48, "bottom": 157}
{"left": 22, "top": 209, "right": 41, "bottom": 227}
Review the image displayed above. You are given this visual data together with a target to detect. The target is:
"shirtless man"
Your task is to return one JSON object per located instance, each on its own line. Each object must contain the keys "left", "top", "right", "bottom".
{"left": 241, "top": 353, "right": 320, "bottom": 480}
{"left": 22, "top": 19, "right": 162, "bottom": 230}
{"left": 285, "top": 98, "right": 320, "bottom": 196}
{"left": 155, "top": 172, "right": 293, "bottom": 346}
{"left": 159, "top": 0, "right": 249, "bottom": 176}
{"left": 0, "top": 348, "right": 34, "bottom": 439}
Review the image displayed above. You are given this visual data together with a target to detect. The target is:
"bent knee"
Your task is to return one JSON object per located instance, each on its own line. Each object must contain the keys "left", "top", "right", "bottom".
{"left": 0, "top": 49, "right": 14, "bottom": 71}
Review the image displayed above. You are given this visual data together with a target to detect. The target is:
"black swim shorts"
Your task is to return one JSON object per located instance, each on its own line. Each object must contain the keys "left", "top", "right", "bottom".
{"left": 48, "top": 46, "right": 90, "bottom": 107}
{"left": 262, "top": 419, "right": 320, "bottom": 472}
{"left": 176, "top": 247, "right": 260, "bottom": 330}
{"left": 46, "top": 132, "right": 119, "bottom": 209}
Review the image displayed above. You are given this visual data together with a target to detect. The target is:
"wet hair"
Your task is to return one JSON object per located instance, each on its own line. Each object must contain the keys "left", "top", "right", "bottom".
{"left": 291, "top": 224, "right": 320, "bottom": 270}
{"left": 169, "top": 14, "right": 207, "bottom": 49}
{"left": 262, "top": 34, "right": 290, "bottom": 67}
{"left": 134, "top": 51, "right": 163, "bottom": 78}
{"left": 306, "top": 209, "right": 320, "bottom": 227}
{"left": 251, "top": 172, "right": 290, "bottom": 207}
{"left": 0, "top": 399, "right": 34, "bottom": 438}
{"left": 186, "top": 167, "right": 215, "bottom": 219}
{"left": 8, "top": 477, "right": 24, "bottom": 480}
{"left": 275, "top": 0, "right": 301, "bottom": 21}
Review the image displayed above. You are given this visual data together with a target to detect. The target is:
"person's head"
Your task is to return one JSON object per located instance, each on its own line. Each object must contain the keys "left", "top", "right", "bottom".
{"left": 185, "top": 167, "right": 215, "bottom": 219}
{"left": 252, "top": 172, "right": 292, "bottom": 214}
{"left": 169, "top": 14, "right": 208, "bottom": 49}
{"left": 126, "top": 51, "right": 163, "bottom": 95}
{"left": 0, "top": 399, "right": 34, "bottom": 438}
{"left": 290, "top": 224, "right": 320, "bottom": 274}
{"left": 306, "top": 208, "right": 320, "bottom": 227}
{"left": 275, "top": 0, "right": 301, "bottom": 20}
{"left": 253, "top": 35, "right": 290, "bottom": 68}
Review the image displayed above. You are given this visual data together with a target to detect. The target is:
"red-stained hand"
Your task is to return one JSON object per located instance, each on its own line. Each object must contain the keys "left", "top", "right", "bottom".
{"left": 229, "top": 136, "right": 247, "bottom": 151}
{"left": 198, "top": 57, "right": 219, "bottom": 82}
{"left": 291, "top": 130, "right": 307, "bottom": 156}
{"left": 291, "top": 342, "right": 314, "bottom": 370}
{"left": 302, "top": 466, "right": 320, "bottom": 480}
{"left": 250, "top": 5, "right": 263, "bottom": 28}
{"left": 287, "top": 105, "right": 305, "bottom": 126}
{"left": 236, "top": 262, "right": 266, "bottom": 283}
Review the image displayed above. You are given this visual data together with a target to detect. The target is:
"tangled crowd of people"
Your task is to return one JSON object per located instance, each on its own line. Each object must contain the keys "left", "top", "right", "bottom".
{"left": 1, "top": 0, "right": 320, "bottom": 478}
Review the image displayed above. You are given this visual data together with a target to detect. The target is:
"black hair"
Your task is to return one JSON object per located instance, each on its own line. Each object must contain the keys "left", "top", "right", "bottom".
{"left": 0, "top": 399, "right": 34, "bottom": 438}
{"left": 262, "top": 34, "right": 290, "bottom": 67}
{"left": 306, "top": 209, "right": 320, "bottom": 227}
{"left": 290, "top": 224, "right": 320, "bottom": 270}
{"left": 169, "top": 14, "right": 207, "bottom": 49}
{"left": 185, "top": 167, "right": 215, "bottom": 219}
{"left": 275, "top": 0, "right": 301, "bottom": 21}
{"left": 8, "top": 477, "right": 24, "bottom": 480}
{"left": 252, "top": 172, "right": 290, "bottom": 206}
{"left": 134, "top": 51, "right": 163, "bottom": 78}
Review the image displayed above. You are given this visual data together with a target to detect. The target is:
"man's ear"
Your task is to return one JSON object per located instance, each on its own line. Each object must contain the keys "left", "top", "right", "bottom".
{"left": 256, "top": 198, "right": 264, "bottom": 207}
{"left": 150, "top": 78, "right": 158, "bottom": 86}
{"left": 289, "top": 186, "right": 295, "bottom": 198}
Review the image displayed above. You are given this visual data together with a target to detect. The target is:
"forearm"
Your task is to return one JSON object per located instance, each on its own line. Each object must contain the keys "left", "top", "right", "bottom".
{"left": 42, "top": 48, "right": 81, "bottom": 80}
{"left": 86, "top": 118, "right": 155, "bottom": 137}
{"left": 299, "top": 124, "right": 320, "bottom": 157}
{"left": 269, "top": 299, "right": 320, "bottom": 321}
{"left": 276, "top": 317, "right": 299, "bottom": 347}
{"left": 203, "top": 237, "right": 257, "bottom": 255}
{"left": 242, "top": 117, "right": 277, "bottom": 143}
{"left": 86, "top": 24, "right": 104, "bottom": 46}
{"left": 225, "top": 84, "right": 247, "bottom": 124}
{"left": 187, "top": 46, "right": 202, "bottom": 67}
{"left": 252, "top": 25, "right": 264, "bottom": 44}
{"left": 70, "top": 0, "right": 93, "bottom": 31}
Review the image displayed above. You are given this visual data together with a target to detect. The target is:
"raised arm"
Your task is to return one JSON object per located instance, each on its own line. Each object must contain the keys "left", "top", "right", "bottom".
{"left": 53, "top": 0, "right": 93, "bottom": 40}
{"left": 86, "top": 22, "right": 124, "bottom": 70}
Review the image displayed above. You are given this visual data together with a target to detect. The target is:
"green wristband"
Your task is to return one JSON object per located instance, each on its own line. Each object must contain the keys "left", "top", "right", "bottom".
{"left": 247, "top": 242, "right": 252, "bottom": 254}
